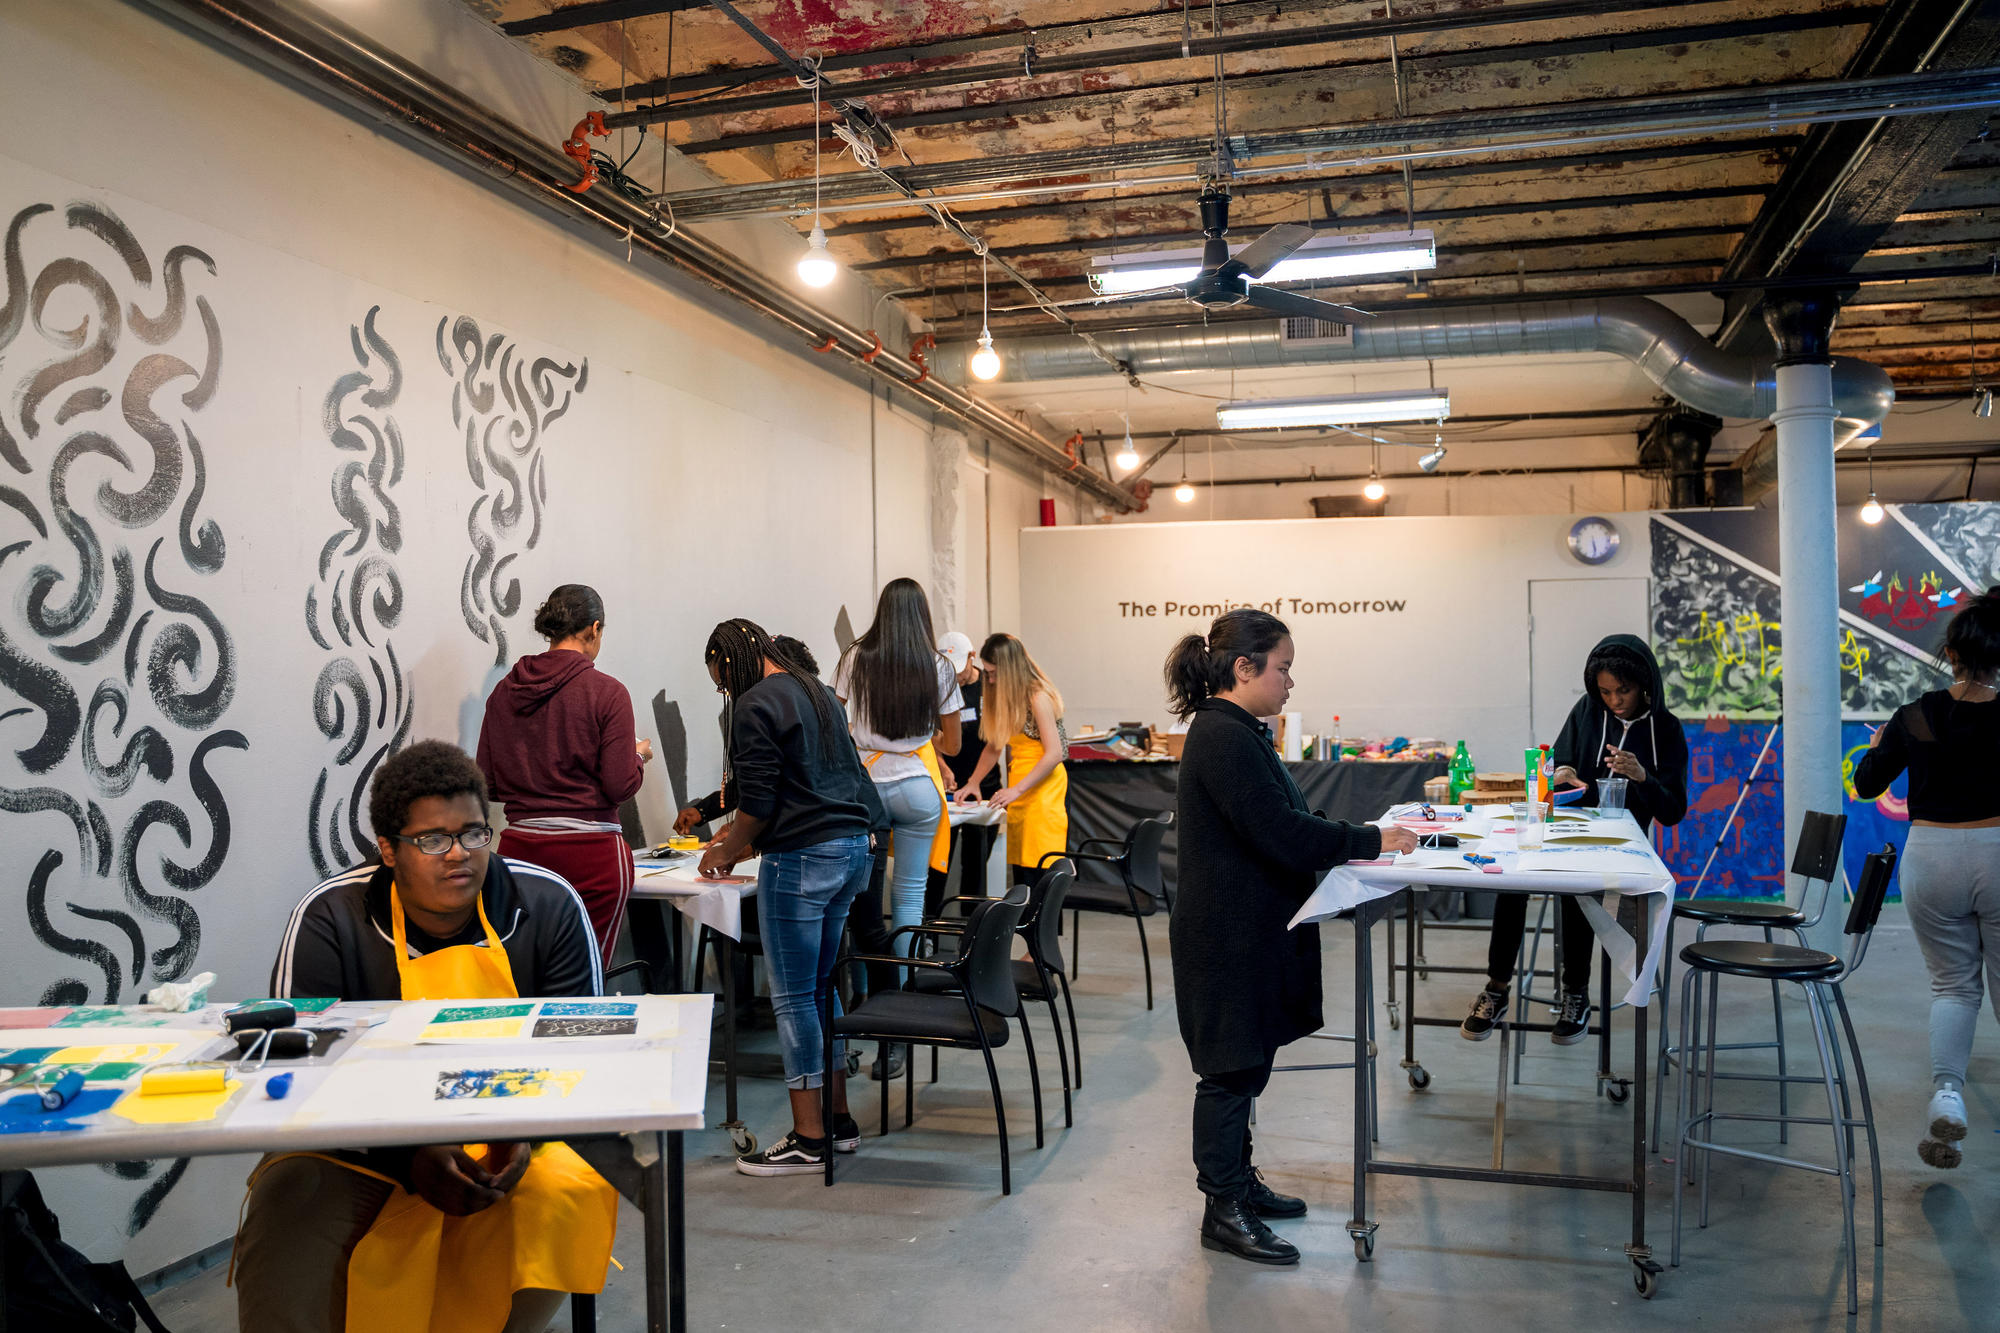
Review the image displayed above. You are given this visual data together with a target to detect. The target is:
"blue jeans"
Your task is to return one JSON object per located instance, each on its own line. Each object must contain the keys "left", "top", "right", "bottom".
{"left": 758, "top": 833, "right": 872, "bottom": 1089}
{"left": 878, "top": 773, "right": 944, "bottom": 968}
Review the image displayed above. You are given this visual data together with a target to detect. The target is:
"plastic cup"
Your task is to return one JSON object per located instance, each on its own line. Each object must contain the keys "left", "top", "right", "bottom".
{"left": 1515, "top": 800, "right": 1547, "bottom": 851}
{"left": 1598, "top": 777, "right": 1629, "bottom": 812}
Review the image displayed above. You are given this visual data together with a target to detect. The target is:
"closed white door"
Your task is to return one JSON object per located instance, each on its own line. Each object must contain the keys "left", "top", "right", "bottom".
{"left": 1528, "top": 579, "right": 1651, "bottom": 747}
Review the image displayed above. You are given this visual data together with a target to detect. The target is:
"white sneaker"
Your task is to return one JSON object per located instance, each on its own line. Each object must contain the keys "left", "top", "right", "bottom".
{"left": 1929, "top": 1087, "right": 1969, "bottom": 1143}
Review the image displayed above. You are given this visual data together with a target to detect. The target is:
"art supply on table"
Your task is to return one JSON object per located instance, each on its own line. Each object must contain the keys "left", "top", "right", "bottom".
{"left": 224, "top": 1000, "right": 297, "bottom": 1034}
{"left": 38, "top": 1069, "right": 86, "bottom": 1111}
{"left": 1462, "top": 853, "right": 1502, "bottom": 874}
{"left": 144, "top": 970, "right": 215, "bottom": 1012}
{"left": 140, "top": 1064, "right": 228, "bottom": 1096}
{"left": 1551, "top": 782, "right": 1589, "bottom": 806}
{"left": 0, "top": 1087, "right": 121, "bottom": 1134}
{"left": 114, "top": 1069, "right": 240, "bottom": 1125}
{"left": 1598, "top": 776, "right": 1629, "bottom": 811}
{"left": 0, "top": 1008, "right": 72, "bottom": 1029}
{"left": 233, "top": 1027, "right": 317, "bottom": 1070}
{"left": 265, "top": 1072, "right": 294, "bottom": 1100}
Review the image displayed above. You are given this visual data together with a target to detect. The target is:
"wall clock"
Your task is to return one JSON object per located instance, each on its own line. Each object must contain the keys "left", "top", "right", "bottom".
{"left": 1567, "top": 516, "right": 1620, "bottom": 565}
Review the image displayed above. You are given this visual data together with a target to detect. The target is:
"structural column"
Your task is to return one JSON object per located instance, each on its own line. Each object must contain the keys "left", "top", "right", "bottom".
{"left": 1763, "top": 293, "right": 1845, "bottom": 953}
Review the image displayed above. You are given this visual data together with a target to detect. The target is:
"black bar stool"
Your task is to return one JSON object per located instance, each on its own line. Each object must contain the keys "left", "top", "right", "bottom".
{"left": 1670, "top": 844, "right": 1896, "bottom": 1316}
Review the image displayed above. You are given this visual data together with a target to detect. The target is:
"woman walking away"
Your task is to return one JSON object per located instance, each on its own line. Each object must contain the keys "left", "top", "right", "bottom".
{"left": 480, "top": 584, "right": 651, "bottom": 958}
{"left": 1166, "top": 610, "right": 1418, "bottom": 1265}
{"left": 833, "top": 582, "right": 961, "bottom": 966}
{"left": 699, "top": 619, "right": 877, "bottom": 1176}
{"left": 953, "top": 633, "right": 1069, "bottom": 889}
{"left": 1854, "top": 586, "right": 2000, "bottom": 1170}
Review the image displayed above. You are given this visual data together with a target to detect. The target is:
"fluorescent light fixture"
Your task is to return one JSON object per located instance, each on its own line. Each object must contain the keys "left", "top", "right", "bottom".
{"left": 1090, "top": 229, "right": 1436, "bottom": 296}
{"left": 1216, "top": 389, "right": 1451, "bottom": 430}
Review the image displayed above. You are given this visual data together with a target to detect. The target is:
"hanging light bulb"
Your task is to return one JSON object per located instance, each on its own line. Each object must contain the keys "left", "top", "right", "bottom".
{"left": 966, "top": 254, "right": 1000, "bottom": 379}
{"left": 1363, "top": 475, "right": 1387, "bottom": 501}
{"left": 969, "top": 330, "right": 1001, "bottom": 380}
{"left": 1175, "top": 480, "right": 1196, "bottom": 504}
{"left": 796, "top": 67, "right": 837, "bottom": 288}
{"left": 1114, "top": 415, "right": 1139, "bottom": 472}
{"left": 1859, "top": 492, "right": 1885, "bottom": 525}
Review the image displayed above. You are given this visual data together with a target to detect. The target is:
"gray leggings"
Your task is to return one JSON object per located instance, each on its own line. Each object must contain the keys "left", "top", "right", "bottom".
{"left": 1900, "top": 824, "right": 2000, "bottom": 1090}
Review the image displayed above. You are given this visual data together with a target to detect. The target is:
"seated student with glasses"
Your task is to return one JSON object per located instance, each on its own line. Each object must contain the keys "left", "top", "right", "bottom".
{"left": 236, "top": 740, "right": 608, "bottom": 1333}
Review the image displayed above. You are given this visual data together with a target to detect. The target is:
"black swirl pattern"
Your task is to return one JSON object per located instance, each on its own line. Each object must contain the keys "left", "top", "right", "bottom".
{"left": 435, "top": 314, "right": 587, "bottom": 664}
{"left": 305, "top": 306, "right": 410, "bottom": 878}
{"left": 0, "top": 198, "right": 241, "bottom": 1010}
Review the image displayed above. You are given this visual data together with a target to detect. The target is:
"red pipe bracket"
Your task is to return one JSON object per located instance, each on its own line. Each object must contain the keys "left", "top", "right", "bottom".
{"left": 561, "top": 111, "right": 609, "bottom": 193}
{"left": 906, "top": 332, "right": 936, "bottom": 385}
{"left": 860, "top": 331, "right": 885, "bottom": 363}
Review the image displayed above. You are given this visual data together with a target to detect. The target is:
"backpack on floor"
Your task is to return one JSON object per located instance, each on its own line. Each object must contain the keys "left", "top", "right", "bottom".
{"left": 0, "top": 1170, "right": 172, "bottom": 1333}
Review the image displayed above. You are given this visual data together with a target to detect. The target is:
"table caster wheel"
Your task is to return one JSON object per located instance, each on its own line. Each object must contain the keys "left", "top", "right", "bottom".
{"left": 729, "top": 1126, "right": 757, "bottom": 1154}
{"left": 844, "top": 1050, "right": 862, "bottom": 1077}
{"left": 1606, "top": 1080, "right": 1631, "bottom": 1106}
{"left": 1352, "top": 1233, "right": 1375, "bottom": 1262}
{"left": 1407, "top": 1066, "right": 1431, "bottom": 1091}
{"left": 1633, "top": 1261, "right": 1661, "bottom": 1299}
{"left": 1386, "top": 1005, "right": 1401, "bottom": 1031}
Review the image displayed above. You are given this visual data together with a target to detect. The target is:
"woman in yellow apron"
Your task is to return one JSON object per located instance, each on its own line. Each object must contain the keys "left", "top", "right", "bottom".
{"left": 953, "top": 633, "right": 1069, "bottom": 890}
{"left": 235, "top": 741, "right": 615, "bottom": 1333}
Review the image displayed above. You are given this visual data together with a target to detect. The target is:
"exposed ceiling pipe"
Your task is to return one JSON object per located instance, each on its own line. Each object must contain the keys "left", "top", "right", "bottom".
{"left": 935, "top": 297, "right": 1896, "bottom": 442}
{"left": 124, "top": 0, "right": 1138, "bottom": 512}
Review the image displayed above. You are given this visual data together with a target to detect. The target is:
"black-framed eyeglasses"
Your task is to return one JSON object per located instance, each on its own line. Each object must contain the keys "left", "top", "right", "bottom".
{"left": 393, "top": 825, "right": 494, "bottom": 856}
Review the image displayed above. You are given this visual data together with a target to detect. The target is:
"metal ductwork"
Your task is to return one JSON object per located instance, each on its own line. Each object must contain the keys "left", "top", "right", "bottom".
{"left": 129, "top": 0, "right": 1139, "bottom": 511}
{"left": 938, "top": 297, "right": 1895, "bottom": 441}
{"left": 1638, "top": 407, "right": 1723, "bottom": 509}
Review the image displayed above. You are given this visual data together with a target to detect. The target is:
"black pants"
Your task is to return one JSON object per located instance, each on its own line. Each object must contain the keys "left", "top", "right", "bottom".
{"left": 847, "top": 844, "right": 899, "bottom": 998}
{"left": 923, "top": 820, "right": 997, "bottom": 918}
{"left": 1192, "top": 1053, "right": 1276, "bottom": 1201}
{"left": 1486, "top": 892, "right": 1593, "bottom": 993}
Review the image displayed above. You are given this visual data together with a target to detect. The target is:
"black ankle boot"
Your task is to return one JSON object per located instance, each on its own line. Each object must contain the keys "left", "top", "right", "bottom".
{"left": 1200, "top": 1194, "right": 1300, "bottom": 1265}
{"left": 1246, "top": 1168, "right": 1307, "bottom": 1218}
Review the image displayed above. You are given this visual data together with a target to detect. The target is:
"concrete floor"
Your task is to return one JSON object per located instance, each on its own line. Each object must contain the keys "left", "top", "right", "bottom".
{"left": 156, "top": 903, "right": 1998, "bottom": 1331}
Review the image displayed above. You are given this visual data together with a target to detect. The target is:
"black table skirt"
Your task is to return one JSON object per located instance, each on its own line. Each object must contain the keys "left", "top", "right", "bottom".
{"left": 1064, "top": 758, "right": 1448, "bottom": 895}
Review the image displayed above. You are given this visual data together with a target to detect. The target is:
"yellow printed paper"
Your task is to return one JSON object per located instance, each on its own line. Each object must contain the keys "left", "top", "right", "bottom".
{"left": 49, "top": 1043, "right": 179, "bottom": 1065}
{"left": 418, "top": 1018, "right": 525, "bottom": 1041}
{"left": 110, "top": 1079, "right": 241, "bottom": 1124}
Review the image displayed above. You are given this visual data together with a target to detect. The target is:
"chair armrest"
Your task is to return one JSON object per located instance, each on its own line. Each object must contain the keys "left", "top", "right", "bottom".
{"left": 1071, "top": 837, "right": 1126, "bottom": 854}
{"left": 840, "top": 952, "right": 958, "bottom": 973}
{"left": 602, "top": 960, "right": 649, "bottom": 986}
{"left": 1061, "top": 851, "right": 1123, "bottom": 868}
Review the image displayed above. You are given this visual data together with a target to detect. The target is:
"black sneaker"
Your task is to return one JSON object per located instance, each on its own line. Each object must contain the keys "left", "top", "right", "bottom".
{"left": 1461, "top": 987, "right": 1508, "bottom": 1041}
{"left": 869, "top": 1044, "right": 907, "bottom": 1081}
{"left": 832, "top": 1113, "right": 860, "bottom": 1154}
{"left": 735, "top": 1131, "right": 828, "bottom": 1176}
{"left": 1552, "top": 990, "right": 1592, "bottom": 1045}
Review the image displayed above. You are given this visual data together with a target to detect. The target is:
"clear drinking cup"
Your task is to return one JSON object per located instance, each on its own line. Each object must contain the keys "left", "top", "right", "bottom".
{"left": 1516, "top": 800, "right": 1548, "bottom": 850}
{"left": 1598, "top": 777, "right": 1629, "bottom": 812}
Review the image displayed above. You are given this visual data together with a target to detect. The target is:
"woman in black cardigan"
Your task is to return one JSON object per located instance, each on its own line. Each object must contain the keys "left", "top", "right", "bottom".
{"left": 1166, "top": 610, "right": 1418, "bottom": 1265}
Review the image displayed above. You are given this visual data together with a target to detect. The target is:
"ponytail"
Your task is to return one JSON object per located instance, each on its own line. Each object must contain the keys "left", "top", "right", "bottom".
{"left": 1163, "top": 609, "right": 1290, "bottom": 718}
{"left": 1939, "top": 585, "right": 2000, "bottom": 679}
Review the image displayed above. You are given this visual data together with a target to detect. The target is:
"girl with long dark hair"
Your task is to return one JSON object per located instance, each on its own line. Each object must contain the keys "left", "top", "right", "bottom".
{"left": 953, "top": 633, "right": 1068, "bottom": 888}
{"left": 479, "top": 583, "right": 650, "bottom": 957}
{"left": 1164, "top": 609, "right": 1416, "bottom": 1265}
{"left": 832, "top": 580, "right": 962, "bottom": 996}
{"left": 1855, "top": 586, "right": 2000, "bottom": 1169}
{"left": 699, "top": 618, "right": 878, "bottom": 1176}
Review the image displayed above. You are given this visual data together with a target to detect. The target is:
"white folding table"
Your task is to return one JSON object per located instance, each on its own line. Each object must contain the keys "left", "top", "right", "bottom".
{"left": 0, "top": 995, "right": 711, "bottom": 1332}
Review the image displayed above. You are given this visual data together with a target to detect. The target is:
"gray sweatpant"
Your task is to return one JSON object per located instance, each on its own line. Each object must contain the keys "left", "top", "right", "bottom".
{"left": 1899, "top": 824, "right": 2000, "bottom": 1089}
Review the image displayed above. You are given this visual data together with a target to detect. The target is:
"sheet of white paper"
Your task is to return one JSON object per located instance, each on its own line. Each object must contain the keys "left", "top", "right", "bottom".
{"left": 1516, "top": 844, "right": 1662, "bottom": 876}
{"left": 366, "top": 997, "right": 680, "bottom": 1047}
{"left": 291, "top": 1050, "right": 673, "bottom": 1126}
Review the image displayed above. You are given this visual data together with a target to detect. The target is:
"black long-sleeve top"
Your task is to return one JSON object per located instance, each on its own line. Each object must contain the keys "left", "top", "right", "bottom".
{"left": 1853, "top": 690, "right": 2000, "bottom": 822}
{"left": 1168, "top": 697, "right": 1382, "bottom": 1075}
{"left": 730, "top": 673, "right": 876, "bottom": 851}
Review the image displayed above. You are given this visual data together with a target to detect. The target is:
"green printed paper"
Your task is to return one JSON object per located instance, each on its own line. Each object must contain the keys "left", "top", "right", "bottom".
{"left": 430, "top": 1003, "right": 534, "bottom": 1025}
{"left": 54, "top": 1007, "right": 175, "bottom": 1028}
{"left": 246, "top": 996, "right": 338, "bottom": 1013}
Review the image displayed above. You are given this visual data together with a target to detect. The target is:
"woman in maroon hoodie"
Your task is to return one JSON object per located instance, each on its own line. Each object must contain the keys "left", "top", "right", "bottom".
{"left": 478, "top": 584, "right": 652, "bottom": 956}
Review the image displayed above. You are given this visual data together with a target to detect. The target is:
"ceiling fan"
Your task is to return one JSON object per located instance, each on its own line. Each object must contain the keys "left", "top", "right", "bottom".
{"left": 1079, "top": 185, "right": 1379, "bottom": 323}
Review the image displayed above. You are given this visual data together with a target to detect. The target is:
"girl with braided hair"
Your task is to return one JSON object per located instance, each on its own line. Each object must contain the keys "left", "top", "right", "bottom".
{"left": 699, "top": 618, "right": 879, "bottom": 1175}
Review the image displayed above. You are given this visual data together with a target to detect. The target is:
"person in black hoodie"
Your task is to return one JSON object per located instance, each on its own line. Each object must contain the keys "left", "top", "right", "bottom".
{"left": 1166, "top": 610, "right": 1418, "bottom": 1265}
{"left": 1461, "top": 633, "right": 1689, "bottom": 1045}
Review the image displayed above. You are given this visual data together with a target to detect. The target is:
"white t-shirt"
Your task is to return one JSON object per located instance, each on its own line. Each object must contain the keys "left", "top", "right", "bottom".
{"left": 833, "top": 652, "right": 965, "bottom": 785}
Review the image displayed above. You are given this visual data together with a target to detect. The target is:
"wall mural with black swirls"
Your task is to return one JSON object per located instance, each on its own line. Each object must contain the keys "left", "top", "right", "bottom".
{"left": 305, "top": 305, "right": 412, "bottom": 879}
{"left": 436, "top": 314, "right": 587, "bottom": 665}
{"left": 0, "top": 197, "right": 245, "bottom": 1233}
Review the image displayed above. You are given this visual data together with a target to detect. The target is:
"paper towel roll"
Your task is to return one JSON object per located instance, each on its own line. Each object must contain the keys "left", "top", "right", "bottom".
{"left": 1281, "top": 712, "right": 1304, "bottom": 761}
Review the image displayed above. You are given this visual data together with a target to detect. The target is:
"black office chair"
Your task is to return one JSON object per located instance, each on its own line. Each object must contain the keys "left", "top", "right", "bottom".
{"left": 823, "top": 883, "right": 1038, "bottom": 1194}
{"left": 1652, "top": 809, "right": 1846, "bottom": 1152}
{"left": 1051, "top": 812, "right": 1173, "bottom": 1010}
{"left": 1670, "top": 844, "right": 1895, "bottom": 1317}
{"left": 912, "top": 858, "right": 1079, "bottom": 1125}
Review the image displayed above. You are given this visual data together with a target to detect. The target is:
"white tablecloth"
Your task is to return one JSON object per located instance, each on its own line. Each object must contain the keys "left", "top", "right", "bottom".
{"left": 947, "top": 801, "right": 1006, "bottom": 827}
{"left": 631, "top": 854, "right": 759, "bottom": 941}
{"left": 1289, "top": 805, "right": 1675, "bottom": 1008}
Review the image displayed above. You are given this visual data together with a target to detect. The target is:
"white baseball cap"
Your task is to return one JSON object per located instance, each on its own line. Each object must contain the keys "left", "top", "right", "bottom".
{"left": 938, "top": 631, "right": 975, "bottom": 671}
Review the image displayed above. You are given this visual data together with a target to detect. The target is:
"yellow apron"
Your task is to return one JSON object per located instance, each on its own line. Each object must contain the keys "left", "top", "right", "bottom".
{"left": 337, "top": 885, "right": 618, "bottom": 1332}
{"left": 866, "top": 742, "right": 953, "bottom": 876}
{"left": 1004, "top": 731, "right": 1069, "bottom": 868}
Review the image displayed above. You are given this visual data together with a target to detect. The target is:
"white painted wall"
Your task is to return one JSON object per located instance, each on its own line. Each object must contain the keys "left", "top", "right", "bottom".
{"left": 0, "top": 0, "right": 1057, "bottom": 1271}
{"left": 1018, "top": 513, "right": 1655, "bottom": 768}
